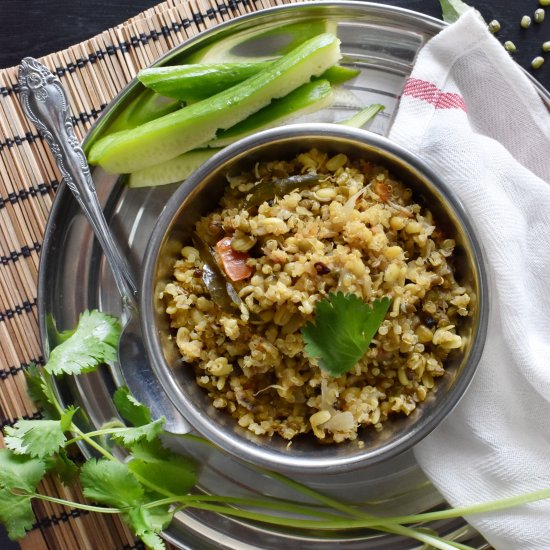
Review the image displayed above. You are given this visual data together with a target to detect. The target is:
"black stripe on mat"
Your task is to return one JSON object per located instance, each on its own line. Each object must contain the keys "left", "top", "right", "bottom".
{"left": 0, "top": 132, "right": 41, "bottom": 150}
{"left": 0, "top": 242, "right": 41, "bottom": 266}
{"left": 0, "top": 298, "right": 37, "bottom": 322}
{"left": 121, "top": 541, "right": 146, "bottom": 550}
{"left": 1, "top": 410, "right": 43, "bottom": 429}
{"left": 32, "top": 508, "right": 89, "bottom": 531}
{"left": 0, "top": 102, "right": 106, "bottom": 150}
{"left": 0, "top": 0, "right": 263, "bottom": 96}
{"left": 0, "top": 357, "right": 44, "bottom": 381}
{"left": 0, "top": 181, "right": 59, "bottom": 210}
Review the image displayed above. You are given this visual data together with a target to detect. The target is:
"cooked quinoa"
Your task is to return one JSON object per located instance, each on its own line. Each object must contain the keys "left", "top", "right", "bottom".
{"left": 161, "top": 149, "right": 472, "bottom": 444}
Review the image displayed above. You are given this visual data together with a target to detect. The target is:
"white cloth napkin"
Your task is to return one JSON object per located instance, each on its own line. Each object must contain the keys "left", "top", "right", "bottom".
{"left": 390, "top": 9, "right": 550, "bottom": 549}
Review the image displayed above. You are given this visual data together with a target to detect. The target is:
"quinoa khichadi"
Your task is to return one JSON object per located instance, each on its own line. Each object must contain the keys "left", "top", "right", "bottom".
{"left": 160, "top": 148, "right": 472, "bottom": 444}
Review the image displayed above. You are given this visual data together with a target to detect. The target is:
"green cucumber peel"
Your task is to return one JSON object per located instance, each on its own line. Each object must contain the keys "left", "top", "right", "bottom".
{"left": 88, "top": 32, "right": 342, "bottom": 174}
{"left": 138, "top": 62, "right": 358, "bottom": 102}
{"left": 138, "top": 62, "right": 273, "bottom": 102}
{"left": 107, "top": 89, "right": 181, "bottom": 133}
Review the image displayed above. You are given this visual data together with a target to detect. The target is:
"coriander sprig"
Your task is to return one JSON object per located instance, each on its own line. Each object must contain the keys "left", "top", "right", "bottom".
{"left": 1, "top": 309, "right": 549, "bottom": 550}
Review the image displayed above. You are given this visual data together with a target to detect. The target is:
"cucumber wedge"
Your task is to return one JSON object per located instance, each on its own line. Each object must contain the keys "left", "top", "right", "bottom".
{"left": 107, "top": 89, "right": 181, "bottom": 133}
{"left": 88, "top": 33, "right": 341, "bottom": 174}
{"left": 321, "top": 65, "right": 359, "bottom": 85}
{"left": 138, "top": 62, "right": 272, "bottom": 102}
{"left": 128, "top": 149, "right": 218, "bottom": 188}
{"left": 138, "top": 62, "right": 357, "bottom": 103}
{"left": 339, "top": 104, "right": 385, "bottom": 128}
{"left": 210, "top": 79, "right": 333, "bottom": 148}
{"left": 128, "top": 79, "right": 334, "bottom": 187}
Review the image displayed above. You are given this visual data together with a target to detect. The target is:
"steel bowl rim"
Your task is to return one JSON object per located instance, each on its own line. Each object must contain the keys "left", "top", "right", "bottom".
{"left": 140, "top": 122, "right": 489, "bottom": 474}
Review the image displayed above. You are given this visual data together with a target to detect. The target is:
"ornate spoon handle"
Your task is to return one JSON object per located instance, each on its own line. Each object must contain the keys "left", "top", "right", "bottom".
{"left": 18, "top": 57, "right": 137, "bottom": 308}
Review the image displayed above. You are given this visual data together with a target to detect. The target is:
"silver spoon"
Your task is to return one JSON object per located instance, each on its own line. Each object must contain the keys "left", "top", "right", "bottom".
{"left": 18, "top": 57, "right": 188, "bottom": 432}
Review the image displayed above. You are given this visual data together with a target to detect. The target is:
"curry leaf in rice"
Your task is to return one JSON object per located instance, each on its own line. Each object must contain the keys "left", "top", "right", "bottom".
{"left": 301, "top": 293, "right": 391, "bottom": 377}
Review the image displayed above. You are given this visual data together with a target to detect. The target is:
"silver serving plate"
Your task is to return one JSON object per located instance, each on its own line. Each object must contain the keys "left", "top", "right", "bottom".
{"left": 39, "top": 2, "right": 544, "bottom": 548}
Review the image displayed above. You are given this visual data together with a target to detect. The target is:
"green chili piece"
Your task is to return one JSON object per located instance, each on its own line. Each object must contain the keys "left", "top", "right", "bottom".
{"left": 245, "top": 173, "right": 322, "bottom": 209}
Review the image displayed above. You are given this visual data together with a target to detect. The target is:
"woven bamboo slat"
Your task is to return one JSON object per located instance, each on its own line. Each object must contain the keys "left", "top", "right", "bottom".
{"left": 0, "top": 0, "right": 297, "bottom": 548}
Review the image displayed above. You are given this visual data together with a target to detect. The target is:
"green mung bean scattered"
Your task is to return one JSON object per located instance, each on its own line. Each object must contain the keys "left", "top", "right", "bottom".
{"left": 539, "top": 0, "right": 550, "bottom": 6}
{"left": 543, "top": 41, "right": 550, "bottom": 52}
{"left": 534, "top": 8, "right": 545, "bottom": 23}
{"left": 488, "top": 19, "right": 501, "bottom": 33}
{"left": 521, "top": 15, "right": 532, "bottom": 28}
{"left": 531, "top": 56, "right": 545, "bottom": 69}
{"left": 504, "top": 41, "right": 517, "bottom": 53}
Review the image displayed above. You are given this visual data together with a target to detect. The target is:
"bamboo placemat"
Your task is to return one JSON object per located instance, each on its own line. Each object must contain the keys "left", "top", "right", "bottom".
{"left": 0, "top": 0, "right": 298, "bottom": 548}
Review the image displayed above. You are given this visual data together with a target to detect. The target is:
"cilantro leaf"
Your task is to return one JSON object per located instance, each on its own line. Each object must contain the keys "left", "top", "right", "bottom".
{"left": 139, "top": 531, "right": 167, "bottom": 550}
{"left": 47, "top": 449, "right": 79, "bottom": 485}
{"left": 25, "top": 364, "right": 60, "bottom": 419}
{"left": 439, "top": 0, "right": 471, "bottom": 23}
{"left": 81, "top": 458, "right": 144, "bottom": 508}
{"left": 113, "top": 387, "right": 151, "bottom": 427}
{"left": 81, "top": 458, "right": 171, "bottom": 550}
{"left": 60, "top": 406, "right": 78, "bottom": 432}
{"left": 128, "top": 455, "right": 198, "bottom": 497}
{"left": 4, "top": 419, "right": 67, "bottom": 459}
{"left": 301, "top": 293, "right": 391, "bottom": 377}
{"left": 0, "top": 488, "right": 36, "bottom": 540}
{"left": 0, "top": 449, "right": 46, "bottom": 492}
{"left": 126, "top": 505, "right": 171, "bottom": 550}
{"left": 45, "top": 310, "right": 121, "bottom": 376}
{"left": 0, "top": 450, "right": 47, "bottom": 540}
{"left": 109, "top": 417, "right": 166, "bottom": 448}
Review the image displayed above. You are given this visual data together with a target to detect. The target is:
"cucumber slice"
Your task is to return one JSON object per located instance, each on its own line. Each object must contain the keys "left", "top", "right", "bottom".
{"left": 138, "top": 62, "right": 272, "bottom": 102}
{"left": 321, "top": 64, "right": 360, "bottom": 85}
{"left": 128, "top": 149, "right": 217, "bottom": 188}
{"left": 128, "top": 79, "right": 334, "bottom": 187}
{"left": 88, "top": 33, "right": 341, "bottom": 174}
{"left": 185, "top": 20, "right": 337, "bottom": 63}
{"left": 107, "top": 89, "right": 181, "bottom": 133}
{"left": 138, "top": 62, "right": 357, "bottom": 103}
{"left": 210, "top": 79, "right": 333, "bottom": 148}
{"left": 339, "top": 104, "right": 385, "bottom": 128}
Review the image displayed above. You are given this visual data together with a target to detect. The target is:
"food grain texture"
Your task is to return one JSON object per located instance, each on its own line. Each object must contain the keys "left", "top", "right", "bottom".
{"left": 161, "top": 150, "right": 472, "bottom": 444}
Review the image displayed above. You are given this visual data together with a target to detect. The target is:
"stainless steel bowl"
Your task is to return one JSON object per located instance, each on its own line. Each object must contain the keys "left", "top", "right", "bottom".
{"left": 141, "top": 123, "right": 488, "bottom": 474}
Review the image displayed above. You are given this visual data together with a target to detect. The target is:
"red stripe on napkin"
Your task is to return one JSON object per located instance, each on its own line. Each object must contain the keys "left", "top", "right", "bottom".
{"left": 402, "top": 78, "right": 467, "bottom": 111}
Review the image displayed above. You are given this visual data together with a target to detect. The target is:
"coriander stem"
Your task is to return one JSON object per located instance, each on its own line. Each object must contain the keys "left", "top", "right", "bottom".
{"left": 130, "top": 470, "right": 174, "bottom": 499}
{"left": 142, "top": 494, "right": 342, "bottom": 519}
{"left": 30, "top": 492, "right": 121, "bottom": 514}
{"left": 44, "top": 371, "right": 65, "bottom": 417}
{"left": 70, "top": 425, "right": 118, "bottom": 462}
{"left": 377, "top": 487, "right": 550, "bottom": 524}
{"left": 175, "top": 501, "right": 472, "bottom": 549}
{"left": 65, "top": 426, "right": 131, "bottom": 446}
{"left": 259, "top": 469, "right": 367, "bottom": 518}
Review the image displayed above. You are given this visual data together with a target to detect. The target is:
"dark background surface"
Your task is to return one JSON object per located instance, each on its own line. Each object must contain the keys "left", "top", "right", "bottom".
{"left": 0, "top": 0, "right": 548, "bottom": 548}
{"left": 1, "top": 0, "right": 549, "bottom": 86}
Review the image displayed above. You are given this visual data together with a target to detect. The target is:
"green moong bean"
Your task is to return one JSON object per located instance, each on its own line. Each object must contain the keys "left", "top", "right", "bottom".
{"left": 531, "top": 56, "right": 545, "bottom": 69}
{"left": 488, "top": 20, "right": 501, "bottom": 33}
